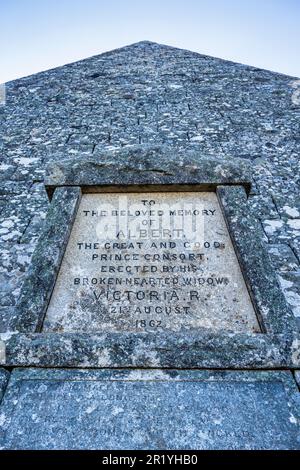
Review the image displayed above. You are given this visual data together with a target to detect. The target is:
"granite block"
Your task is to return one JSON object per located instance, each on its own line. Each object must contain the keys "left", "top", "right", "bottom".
{"left": 0, "top": 369, "right": 299, "bottom": 450}
{"left": 44, "top": 146, "right": 252, "bottom": 196}
{"left": 217, "top": 186, "right": 297, "bottom": 335}
{"left": 0, "top": 368, "right": 9, "bottom": 403}
{"left": 3, "top": 329, "right": 300, "bottom": 368}
{"left": 267, "top": 244, "right": 299, "bottom": 272}
{"left": 12, "top": 187, "right": 81, "bottom": 332}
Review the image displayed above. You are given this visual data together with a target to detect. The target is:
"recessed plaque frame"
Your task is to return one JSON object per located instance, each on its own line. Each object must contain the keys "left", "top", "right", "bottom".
{"left": 1, "top": 152, "right": 299, "bottom": 368}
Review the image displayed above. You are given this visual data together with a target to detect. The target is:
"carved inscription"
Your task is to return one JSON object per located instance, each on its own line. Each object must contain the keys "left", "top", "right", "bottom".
{"left": 43, "top": 192, "right": 260, "bottom": 333}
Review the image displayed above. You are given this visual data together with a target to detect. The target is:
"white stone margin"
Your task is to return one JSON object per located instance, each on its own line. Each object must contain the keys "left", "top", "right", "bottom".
{"left": 291, "top": 80, "right": 300, "bottom": 105}
{"left": 0, "top": 340, "right": 6, "bottom": 363}
{"left": 0, "top": 84, "right": 6, "bottom": 105}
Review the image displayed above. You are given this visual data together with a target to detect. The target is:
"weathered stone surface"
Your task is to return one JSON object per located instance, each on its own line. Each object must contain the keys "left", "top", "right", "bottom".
{"left": 0, "top": 368, "right": 9, "bottom": 403}
{"left": 262, "top": 218, "right": 300, "bottom": 245}
{"left": 11, "top": 187, "right": 81, "bottom": 332}
{"left": 0, "top": 369, "right": 299, "bottom": 450}
{"left": 1, "top": 42, "right": 300, "bottom": 330}
{"left": 217, "top": 186, "right": 297, "bottom": 335}
{"left": 43, "top": 192, "right": 259, "bottom": 334}
{"left": 1, "top": 330, "right": 299, "bottom": 368}
{"left": 267, "top": 244, "right": 299, "bottom": 272}
{"left": 45, "top": 148, "right": 252, "bottom": 195}
{"left": 1, "top": 184, "right": 298, "bottom": 368}
{"left": 272, "top": 194, "right": 300, "bottom": 220}
{"left": 295, "top": 371, "right": 300, "bottom": 389}
{"left": 0, "top": 307, "right": 15, "bottom": 332}
{"left": 278, "top": 272, "right": 300, "bottom": 324}
{"left": 1, "top": 41, "right": 300, "bottom": 449}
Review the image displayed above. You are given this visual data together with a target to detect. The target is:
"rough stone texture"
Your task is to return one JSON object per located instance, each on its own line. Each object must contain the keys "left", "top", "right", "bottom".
{"left": 1, "top": 41, "right": 300, "bottom": 448}
{"left": 217, "top": 185, "right": 297, "bottom": 335}
{"left": 44, "top": 148, "right": 252, "bottom": 195}
{"left": 0, "top": 369, "right": 299, "bottom": 450}
{"left": 1, "top": 330, "right": 299, "bottom": 368}
{"left": 2, "top": 182, "right": 297, "bottom": 368}
{"left": 43, "top": 191, "right": 260, "bottom": 334}
{"left": 0, "top": 368, "right": 9, "bottom": 403}
{"left": 11, "top": 187, "right": 81, "bottom": 332}
{"left": 295, "top": 371, "right": 300, "bottom": 389}
{"left": 278, "top": 272, "right": 300, "bottom": 322}
{"left": 1, "top": 41, "right": 300, "bottom": 331}
{"left": 267, "top": 244, "right": 299, "bottom": 272}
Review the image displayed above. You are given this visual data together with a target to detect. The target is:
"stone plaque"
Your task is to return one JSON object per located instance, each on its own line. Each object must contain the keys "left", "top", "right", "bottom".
{"left": 43, "top": 192, "right": 260, "bottom": 333}
{"left": 0, "top": 369, "right": 299, "bottom": 450}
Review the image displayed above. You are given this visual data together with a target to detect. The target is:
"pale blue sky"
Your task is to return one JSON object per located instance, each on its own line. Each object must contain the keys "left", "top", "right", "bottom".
{"left": 1, "top": 0, "right": 300, "bottom": 83}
